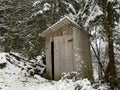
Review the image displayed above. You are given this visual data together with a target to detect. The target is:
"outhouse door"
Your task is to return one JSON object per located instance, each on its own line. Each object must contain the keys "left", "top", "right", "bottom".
{"left": 53, "top": 35, "right": 74, "bottom": 80}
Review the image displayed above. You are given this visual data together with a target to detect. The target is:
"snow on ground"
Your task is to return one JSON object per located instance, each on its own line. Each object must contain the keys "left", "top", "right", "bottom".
{"left": 0, "top": 53, "right": 109, "bottom": 90}
{"left": 0, "top": 53, "right": 47, "bottom": 90}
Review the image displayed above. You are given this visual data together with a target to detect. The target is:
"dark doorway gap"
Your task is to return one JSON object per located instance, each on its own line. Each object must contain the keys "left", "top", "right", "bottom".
{"left": 51, "top": 41, "right": 54, "bottom": 80}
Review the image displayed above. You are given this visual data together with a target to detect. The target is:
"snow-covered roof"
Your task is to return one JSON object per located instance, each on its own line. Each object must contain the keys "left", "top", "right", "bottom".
{"left": 40, "top": 16, "right": 83, "bottom": 37}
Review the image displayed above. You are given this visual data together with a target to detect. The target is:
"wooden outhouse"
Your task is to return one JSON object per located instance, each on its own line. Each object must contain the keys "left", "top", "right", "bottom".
{"left": 41, "top": 17, "right": 93, "bottom": 81}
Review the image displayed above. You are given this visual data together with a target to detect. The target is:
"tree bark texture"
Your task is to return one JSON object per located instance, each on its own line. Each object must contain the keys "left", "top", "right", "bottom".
{"left": 106, "top": 2, "right": 116, "bottom": 89}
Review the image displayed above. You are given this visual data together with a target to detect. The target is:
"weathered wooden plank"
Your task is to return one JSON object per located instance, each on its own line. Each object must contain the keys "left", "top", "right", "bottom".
{"left": 54, "top": 35, "right": 73, "bottom": 80}
{"left": 54, "top": 37, "right": 61, "bottom": 80}
{"left": 73, "top": 27, "right": 82, "bottom": 73}
{"left": 66, "top": 35, "right": 73, "bottom": 72}
{"left": 46, "top": 38, "right": 52, "bottom": 80}
{"left": 72, "top": 27, "right": 93, "bottom": 81}
{"left": 46, "top": 25, "right": 73, "bottom": 38}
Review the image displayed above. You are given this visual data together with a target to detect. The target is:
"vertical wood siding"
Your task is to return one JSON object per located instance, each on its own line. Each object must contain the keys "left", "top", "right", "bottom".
{"left": 54, "top": 35, "right": 73, "bottom": 80}
{"left": 46, "top": 38, "right": 52, "bottom": 79}
{"left": 73, "top": 27, "right": 93, "bottom": 81}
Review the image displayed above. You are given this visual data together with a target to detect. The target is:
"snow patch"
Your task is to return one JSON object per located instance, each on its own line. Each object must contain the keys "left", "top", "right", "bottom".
{"left": 43, "top": 3, "right": 51, "bottom": 11}
{"left": 0, "top": 53, "right": 7, "bottom": 63}
{"left": 33, "top": 0, "right": 43, "bottom": 7}
{"left": 107, "top": 0, "right": 114, "bottom": 2}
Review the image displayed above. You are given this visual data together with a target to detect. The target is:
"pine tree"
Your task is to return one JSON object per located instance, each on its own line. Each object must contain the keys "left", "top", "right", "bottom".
{"left": 97, "top": 0, "right": 120, "bottom": 88}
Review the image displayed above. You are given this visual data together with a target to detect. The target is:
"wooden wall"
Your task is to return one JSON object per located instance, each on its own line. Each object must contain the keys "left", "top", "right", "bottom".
{"left": 45, "top": 25, "right": 73, "bottom": 38}
{"left": 45, "top": 25, "right": 93, "bottom": 81}
{"left": 45, "top": 38, "right": 52, "bottom": 79}
{"left": 54, "top": 35, "right": 74, "bottom": 80}
{"left": 45, "top": 25, "right": 73, "bottom": 80}
{"left": 72, "top": 27, "right": 93, "bottom": 81}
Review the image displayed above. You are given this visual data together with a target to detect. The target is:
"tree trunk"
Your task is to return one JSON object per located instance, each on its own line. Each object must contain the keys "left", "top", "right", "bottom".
{"left": 105, "top": 2, "right": 116, "bottom": 89}
{"left": 51, "top": 0, "right": 56, "bottom": 24}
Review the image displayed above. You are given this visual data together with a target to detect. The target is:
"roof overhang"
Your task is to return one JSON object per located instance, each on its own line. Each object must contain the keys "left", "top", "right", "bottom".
{"left": 40, "top": 16, "right": 82, "bottom": 37}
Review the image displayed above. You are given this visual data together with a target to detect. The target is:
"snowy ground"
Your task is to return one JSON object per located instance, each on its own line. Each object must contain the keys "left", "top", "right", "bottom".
{"left": 0, "top": 53, "right": 109, "bottom": 90}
